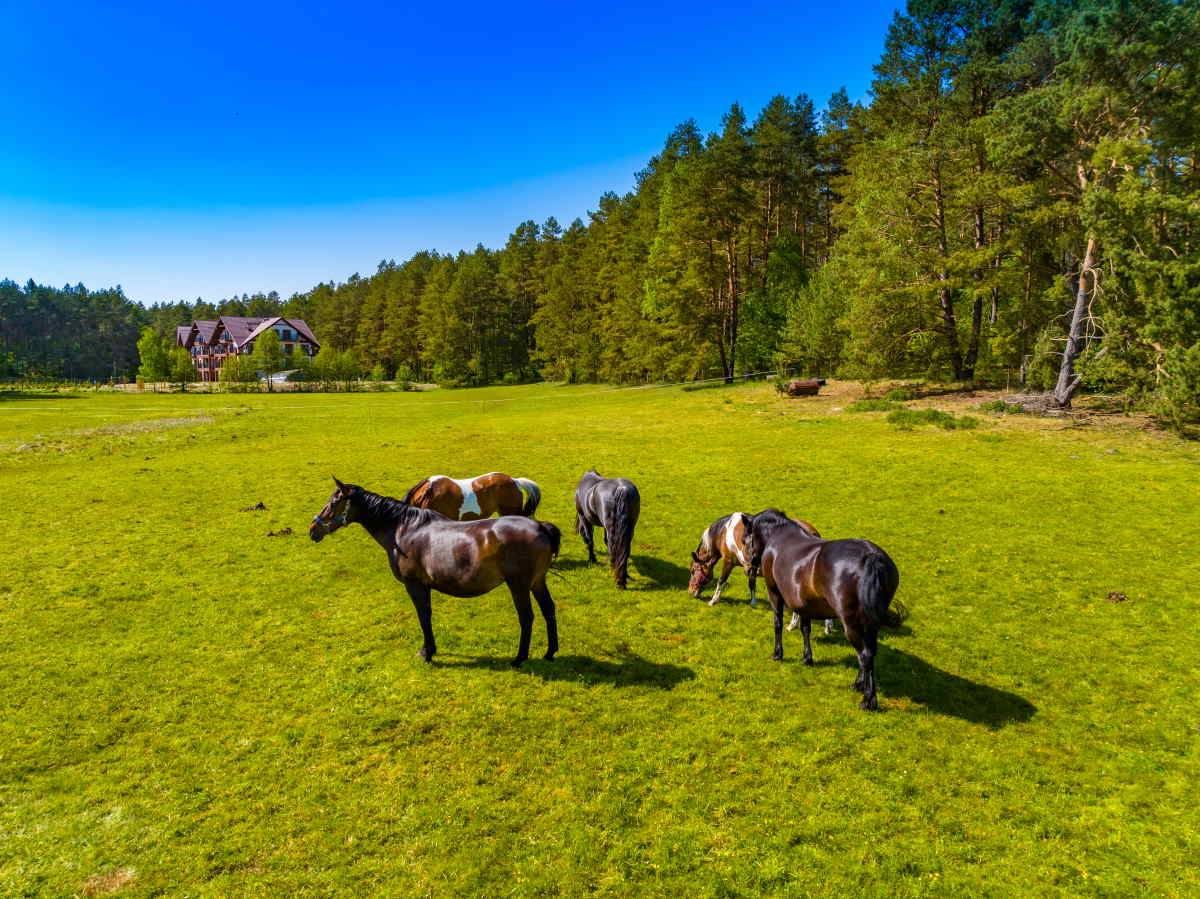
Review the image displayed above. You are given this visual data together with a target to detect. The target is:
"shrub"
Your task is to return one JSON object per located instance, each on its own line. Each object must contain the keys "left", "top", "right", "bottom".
{"left": 887, "top": 408, "right": 980, "bottom": 431}
{"left": 979, "top": 399, "right": 1026, "bottom": 414}
{"left": 884, "top": 387, "right": 918, "bottom": 402}
{"left": 846, "top": 398, "right": 904, "bottom": 413}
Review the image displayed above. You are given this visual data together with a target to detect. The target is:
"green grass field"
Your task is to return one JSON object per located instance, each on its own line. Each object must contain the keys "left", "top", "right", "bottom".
{"left": 1, "top": 382, "right": 1197, "bottom": 896}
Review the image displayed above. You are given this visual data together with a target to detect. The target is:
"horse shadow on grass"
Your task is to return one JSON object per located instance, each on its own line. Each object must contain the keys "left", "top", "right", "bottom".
{"left": 437, "top": 652, "right": 696, "bottom": 690}
{"left": 550, "top": 557, "right": 595, "bottom": 572}
{"left": 631, "top": 555, "right": 689, "bottom": 591}
{"left": 847, "top": 646, "right": 1036, "bottom": 728}
{"left": 550, "top": 554, "right": 690, "bottom": 592}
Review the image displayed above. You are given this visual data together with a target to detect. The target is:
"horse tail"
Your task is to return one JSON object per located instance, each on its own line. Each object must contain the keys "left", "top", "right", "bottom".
{"left": 515, "top": 477, "right": 541, "bottom": 516}
{"left": 860, "top": 549, "right": 905, "bottom": 628}
{"left": 606, "top": 485, "right": 639, "bottom": 589}
{"left": 537, "top": 521, "right": 561, "bottom": 558}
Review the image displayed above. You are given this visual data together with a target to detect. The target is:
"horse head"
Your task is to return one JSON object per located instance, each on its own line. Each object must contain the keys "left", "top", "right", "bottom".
{"left": 687, "top": 549, "right": 716, "bottom": 597}
{"left": 310, "top": 476, "right": 357, "bottom": 542}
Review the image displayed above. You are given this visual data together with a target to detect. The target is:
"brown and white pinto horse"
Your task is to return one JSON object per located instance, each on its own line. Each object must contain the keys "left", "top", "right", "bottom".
{"left": 403, "top": 472, "right": 541, "bottom": 521}
{"left": 310, "top": 478, "right": 560, "bottom": 666}
{"left": 744, "top": 509, "right": 905, "bottom": 711}
{"left": 688, "top": 513, "right": 821, "bottom": 607}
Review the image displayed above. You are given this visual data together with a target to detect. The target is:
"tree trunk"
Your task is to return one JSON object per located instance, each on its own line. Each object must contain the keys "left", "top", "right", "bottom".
{"left": 725, "top": 239, "right": 740, "bottom": 383}
{"left": 1053, "top": 237, "right": 1097, "bottom": 408}
{"left": 938, "top": 280, "right": 966, "bottom": 381}
{"left": 933, "top": 162, "right": 965, "bottom": 381}
{"left": 963, "top": 296, "right": 983, "bottom": 381}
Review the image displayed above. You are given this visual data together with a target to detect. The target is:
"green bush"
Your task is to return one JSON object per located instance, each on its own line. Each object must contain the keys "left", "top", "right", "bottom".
{"left": 979, "top": 399, "right": 1026, "bottom": 414}
{"left": 887, "top": 408, "right": 980, "bottom": 431}
{"left": 846, "top": 398, "right": 904, "bottom": 412}
{"left": 884, "top": 387, "right": 918, "bottom": 401}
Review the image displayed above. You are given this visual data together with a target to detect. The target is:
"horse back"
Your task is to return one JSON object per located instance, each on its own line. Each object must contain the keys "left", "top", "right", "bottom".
{"left": 401, "top": 516, "right": 555, "bottom": 596}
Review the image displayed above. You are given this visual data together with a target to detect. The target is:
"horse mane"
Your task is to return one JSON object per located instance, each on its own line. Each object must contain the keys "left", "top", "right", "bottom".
{"left": 695, "top": 514, "right": 729, "bottom": 560}
{"left": 353, "top": 487, "right": 444, "bottom": 529}
{"left": 751, "top": 508, "right": 804, "bottom": 542}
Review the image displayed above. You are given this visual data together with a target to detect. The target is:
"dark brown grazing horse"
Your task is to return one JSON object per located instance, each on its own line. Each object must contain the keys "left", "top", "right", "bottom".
{"left": 404, "top": 472, "right": 541, "bottom": 521}
{"left": 745, "top": 509, "right": 905, "bottom": 711}
{"left": 575, "top": 470, "right": 640, "bottom": 588}
{"left": 310, "top": 478, "right": 560, "bottom": 666}
{"left": 688, "top": 512, "right": 821, "bottom": 607}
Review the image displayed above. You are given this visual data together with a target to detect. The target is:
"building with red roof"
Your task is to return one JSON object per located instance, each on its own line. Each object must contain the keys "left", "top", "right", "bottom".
{"left": 175, "top": 316, "right": 320, "bottom": 382}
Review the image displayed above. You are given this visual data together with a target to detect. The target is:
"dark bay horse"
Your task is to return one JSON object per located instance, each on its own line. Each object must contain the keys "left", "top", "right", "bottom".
{"left": 688, "top": 512, "right": 821, "bottom": 608}
{"left": 574, "top": 470, "right": 640, "bottom": 588}
{"left": 310, "top": 478, "right": 560, "bottom": 666}
{"left": 404, "top": 472, "right": 541, "bottom": 521}
{"left": 745, "top": 509, "right": 905, "bottom": 711}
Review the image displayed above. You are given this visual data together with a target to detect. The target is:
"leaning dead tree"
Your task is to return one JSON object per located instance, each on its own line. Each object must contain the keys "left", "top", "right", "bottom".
{"left": 1053, "top": 237, "right": 1099, "bottom": 409}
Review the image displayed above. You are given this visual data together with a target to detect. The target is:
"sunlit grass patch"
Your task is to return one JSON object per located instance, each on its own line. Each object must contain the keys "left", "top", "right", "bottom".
{"left": 0, "top": 383, "right": 1195, "bottom": 895}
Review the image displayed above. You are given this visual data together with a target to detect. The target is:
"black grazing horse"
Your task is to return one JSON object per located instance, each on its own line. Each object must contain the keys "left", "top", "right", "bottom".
{"left": 574, "top": 469, "right": 640, "bottom": 588}
{"left": 745, "top": 509, "right": 905, "bottom": 711}
{"left": 309, "top": 478, "right": 560, "bottom": 666}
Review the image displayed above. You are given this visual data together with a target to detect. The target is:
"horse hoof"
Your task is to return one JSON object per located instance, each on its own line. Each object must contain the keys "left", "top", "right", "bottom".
{"left": 417, "top": 648, "right": 435, "bottom": 663}
{"left": 860, "top": 697, "right": 880, "bottom": 712}
{"left": 771, "top": 653, "right": 783, "bottom": 662}
{"left": 803, "top": 657, "right": 814, "bottom": 667}
{"left": 707, "top": 597, "right": 719, "bottom": 606}
{"left": 542, "top": 651, "right": 556, "bottom": 661}
{"left": 510, "top": 657, "right": 527, "bottom": 668}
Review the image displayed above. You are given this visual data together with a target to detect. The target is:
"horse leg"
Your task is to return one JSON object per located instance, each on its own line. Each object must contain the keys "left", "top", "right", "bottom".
{"left": 824, "top": 618, "right": 836, "bottom": 636}
{"left": 747, "top": 567, "right": 758, "bottom": 608}
{"left": 404, "top": 582, "right": 436, "bottom": 662}
{"left": 708, "top": 559, "right": 734, "bottom": 606}
{"left": 768, "top": 585, "right": 785, "bottom": 661}
{"left": 532, "top": 582, "right": 558, "bottom": 661}
{"left": 787, "top": 611, "right": 801, "bottom": 631}
{"left": 858, "top": 626, "right": 879, "bottom": 711}
{"left": 576, "top": 513, "right": 597, "bottom": 563}
{"left": 508, "top": 583, "right": 535, "bottom": 667}
{"left": 840, "top": 624, "right": 868, "bottom": 696}
{"left": 800, "top": 615, "right": 814, "bottom": 666}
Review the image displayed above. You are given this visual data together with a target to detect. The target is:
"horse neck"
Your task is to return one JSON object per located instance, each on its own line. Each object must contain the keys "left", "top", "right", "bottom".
{"left": 351, "top": 491, "right": 412, "bottom": 548}
{"left": 756, "top": 518, "right": 806, "bottom": 547}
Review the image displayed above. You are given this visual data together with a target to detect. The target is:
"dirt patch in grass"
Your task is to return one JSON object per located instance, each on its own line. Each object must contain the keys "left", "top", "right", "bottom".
{"left": 5, "top": 415, "right": 214, "bottom": 455}
{"left": 81, "top": 868, "right": 136, "bottom": 896}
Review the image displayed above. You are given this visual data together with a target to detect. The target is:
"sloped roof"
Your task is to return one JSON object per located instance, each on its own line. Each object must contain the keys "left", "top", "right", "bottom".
{"left": 195, "top": 320, "right": 218, "bottom": 344}
{"left": 217, "top": 316, "right": 268, "bottom": 348}
{"left": 289, "top": 318, "right": 319, "bottom": 346}
{"left": 243, "top": 316, "right": 320, "bottom": 348}
{"left": 175, "top": 325, "right": 191, "bottom": 346}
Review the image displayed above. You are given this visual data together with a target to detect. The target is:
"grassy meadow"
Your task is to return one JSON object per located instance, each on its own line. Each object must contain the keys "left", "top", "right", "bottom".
{"left": 1, "top": 382, "right": 1197, "bottom": 896}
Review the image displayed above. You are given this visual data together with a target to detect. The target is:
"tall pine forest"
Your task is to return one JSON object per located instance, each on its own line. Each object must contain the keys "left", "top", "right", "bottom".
{"left": 3, "top": 0, "right": 1199, "bottom": 422}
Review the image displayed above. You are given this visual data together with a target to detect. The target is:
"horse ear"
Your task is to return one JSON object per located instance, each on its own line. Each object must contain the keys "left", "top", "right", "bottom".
{"left": 691, "top": 551, "right": 702, "bottom": 563}
{"left": 739, "top": 513, "right": 753, "bottom": 530}
{"left": 333, "top": 475, "right": 346, "bottom": 491}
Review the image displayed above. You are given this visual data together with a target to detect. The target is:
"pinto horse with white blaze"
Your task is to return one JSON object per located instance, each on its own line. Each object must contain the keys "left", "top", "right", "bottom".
{"left": 403, "top": 471, "right": 541, "bottom": 521}
{"left": 745, "top": 509, "right": 906, "bottom": 711}
{"left": 689, "top": 512, "right": 822, "bottom": 608}
{"left": 575, "top": 470, "right": 640, "bottom": 588}
{"left": 309, "top": 478, "right": 560, "bottom": 666}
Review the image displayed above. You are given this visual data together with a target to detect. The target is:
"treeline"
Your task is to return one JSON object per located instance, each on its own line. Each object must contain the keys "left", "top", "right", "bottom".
{"left": 0, "top": 280, "right": 143, "bottom": 380}
{"left": 4, "top": 0, "right": 1198, "bottom": 421}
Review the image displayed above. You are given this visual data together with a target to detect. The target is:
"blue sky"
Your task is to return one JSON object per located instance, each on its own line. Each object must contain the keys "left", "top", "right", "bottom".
{"left": 0, "top": 0, "right": 899, "bottom": 304}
